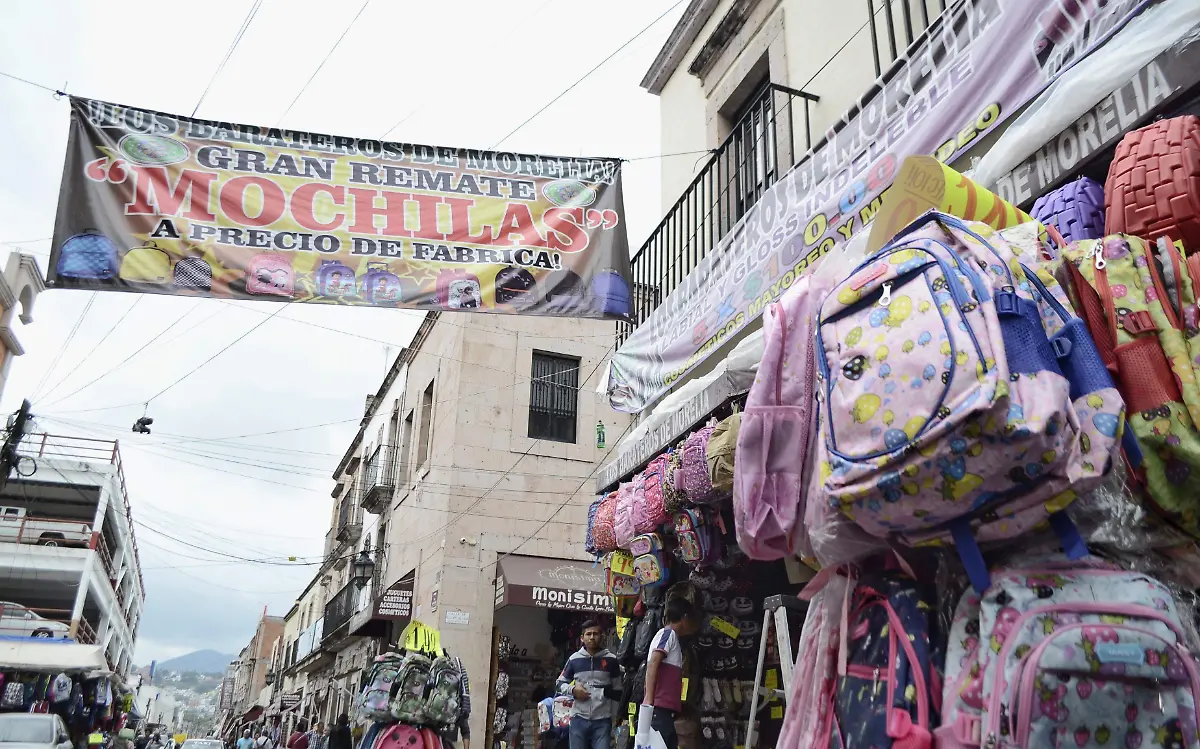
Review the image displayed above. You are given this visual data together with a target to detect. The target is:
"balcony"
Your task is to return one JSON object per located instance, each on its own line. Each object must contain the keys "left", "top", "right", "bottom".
{"left": 321, "top": 581, "right": 359, "bottom": 649}
{"left": 359, "top": 446, "right": 396, "bottom": 515}
{"left": 334, "top": 496, "right": 362, "bottom": 548}
{"left": 620, "top": 84, "right": 817, "bottom": 342}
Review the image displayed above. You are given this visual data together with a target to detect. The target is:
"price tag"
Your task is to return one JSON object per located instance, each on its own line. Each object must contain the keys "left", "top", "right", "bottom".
{"left": 628, "top": 703, "right": 636, "bottom": 717}
{"left": 710, "top": 616, "right": 741, "bottom": 639}
{"left": 400, "top": 620, "right": 441, "bottom": 654}
{"left": 616, "top": 616, "right": 630, "bottom": 640}
{"left": 610, "top": 550, "right": 635, "bottom": 577}
{"left": 681, "top": 677, "right": 689, "bottom": 701}
{"left": 764, "top": 669, "right": 777, "bottom": 690}
{"left": 770, "top": 706, "right": 784, "bottom": 719}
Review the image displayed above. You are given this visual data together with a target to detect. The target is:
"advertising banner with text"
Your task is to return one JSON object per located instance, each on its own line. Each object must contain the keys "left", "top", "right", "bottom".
{"left": 51, "top": 98, "right": 632, "bottom": 319}
{"left": 607, "top": 0, "right": 1154, "bottom": 412}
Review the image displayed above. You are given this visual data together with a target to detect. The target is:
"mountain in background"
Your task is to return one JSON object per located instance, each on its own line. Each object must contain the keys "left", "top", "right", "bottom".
{"left": 151, "top": 650, "right": 235, "bottom": 675}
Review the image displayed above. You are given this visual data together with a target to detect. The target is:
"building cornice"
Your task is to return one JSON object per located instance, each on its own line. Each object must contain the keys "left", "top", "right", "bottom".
{"left": 640, "top": 0, "right": 721, "bottom": 95}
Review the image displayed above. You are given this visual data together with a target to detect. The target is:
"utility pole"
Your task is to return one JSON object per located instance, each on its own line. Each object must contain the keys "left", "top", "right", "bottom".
{"left": 0, "top": 399, "right": 31, "bottom": 492}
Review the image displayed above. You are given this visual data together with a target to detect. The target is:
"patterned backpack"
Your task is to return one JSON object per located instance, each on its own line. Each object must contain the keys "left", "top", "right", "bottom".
{"left": 614, "top": 481, "right": 638, "bottom": 550}
{"left": 662, "top": 447, "right": 687, "bottom": 514}
{"left": 938, "top": 559, "right": 1199, "bottom": 749}
{"left": 173, "top": 256, "right": 213, "bottom": 290}
{"left": 585, "top": 497, "right": 602, "bottom": 555}
{"left": 421, "top": 655, "right": 462, "bottom": 727}
{"left": 630, "top": 533, "right": 669, "bottom": 588}
{"left": 592, "top": 492, "right": 618, "bottom": 552}
{"left": 246, "top": 253, "right": 294, "bottom": 297}
{"left": 629, "top": 470, "right": 652, "bottom": 537}
{"left": 673, "top": 508, "right": 722, "bottom": 567}
{"left": 389, "top": 651, "right": 433, "bottom": 723}
{"left": 1060, "top": 234, "right": 1200, "bottom": 538}
{"left": 606, "top": 550, "right": 639, "bottom": 617}
{"left": 359, "top": 654, "right": 404, "bottom": 721}
{"left": 639, "top": 453, "right": 671, "bottom": 532}
{"left": 56, "top": 230, "right": 119, "bottom": 280}
{"left": 679, "top": 426, "right": 720, "bottom": 504}
{"left": 816, "top": 213, "right": 1121, "bottom": 590}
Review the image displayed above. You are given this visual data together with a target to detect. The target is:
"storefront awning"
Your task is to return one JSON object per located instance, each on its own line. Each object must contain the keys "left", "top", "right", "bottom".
{"left": 494, "top": 556, "right": 609, "bottom": 612}
{"left": 0, "top": 639, "right": 108, "bottom": 672}
{"left": 348, "top": 571, "right": 415, "bottom": 638}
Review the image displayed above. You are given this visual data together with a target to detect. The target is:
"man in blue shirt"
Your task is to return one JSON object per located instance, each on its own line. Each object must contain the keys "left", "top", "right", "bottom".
{"left": 236, "top": 730, "right": 254, "bottom": 749}
{"left": 556, "top": 621, "right": 622, "bottom": 749}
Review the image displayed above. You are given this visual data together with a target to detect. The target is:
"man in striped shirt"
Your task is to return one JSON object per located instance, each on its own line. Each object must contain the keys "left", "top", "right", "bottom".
{"left": 642, "top": 598, "right": 700, "bottom": 749}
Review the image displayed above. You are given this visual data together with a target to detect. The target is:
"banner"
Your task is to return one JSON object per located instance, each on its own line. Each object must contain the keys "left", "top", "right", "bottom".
{"left": 606, "top": 0, "right": 1154, "bottom": 412}
{"left": 50, "top": 98, "right": 632, "bottom": 319}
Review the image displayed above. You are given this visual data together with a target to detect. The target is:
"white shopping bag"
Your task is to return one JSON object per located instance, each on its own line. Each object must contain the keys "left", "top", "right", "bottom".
{"left": 633, "top": 705, "right": 669, "bottom": 749}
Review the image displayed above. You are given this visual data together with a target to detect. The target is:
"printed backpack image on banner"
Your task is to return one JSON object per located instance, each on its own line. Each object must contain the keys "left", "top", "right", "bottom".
{"left": 50, "top": 97, "right": 633, "bottom": 320}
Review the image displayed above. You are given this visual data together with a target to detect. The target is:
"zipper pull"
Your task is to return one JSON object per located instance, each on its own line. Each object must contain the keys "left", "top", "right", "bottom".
{"left": 984, "top": 734, "right": 997, "bottom": 749}
{"left": 1094, "top": 246, "right": 1106, "bottom": 270}
{"left": 879, "top": 282, "right": 893, "bottom": 308}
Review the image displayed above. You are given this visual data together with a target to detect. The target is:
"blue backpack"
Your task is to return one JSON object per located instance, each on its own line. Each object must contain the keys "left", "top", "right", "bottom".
{"left": 56, "top": 230, "right": 119, "bottom": 281}
{"left": 826, "top": 571, "right": 944, "bottom": 749}
{"left": 591, "top": 269, "right": 631, "bottom": 318}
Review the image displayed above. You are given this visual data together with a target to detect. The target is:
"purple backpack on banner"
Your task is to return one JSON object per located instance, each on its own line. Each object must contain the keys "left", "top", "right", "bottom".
{"left": 316, "top": 259, "right": 356, "bottom": 297}
{"left": 679, "top": 426, "right": 719, "bottom": 504}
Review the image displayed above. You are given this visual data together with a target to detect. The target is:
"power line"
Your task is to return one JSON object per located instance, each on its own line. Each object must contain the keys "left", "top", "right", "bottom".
{"left": 274, "top": 0, "right": 372, "bottom": 127}
{"left": 489, "top": 0, "right": 686, "bottom": 149}
{"left": 192, "top": 0, "right": 266, "bottom": 117}
{"left": 40, "top": 297, "right": 145, "bottom": 404}
{"left": 31, "top": 293, "right": 97, "bottom": 402}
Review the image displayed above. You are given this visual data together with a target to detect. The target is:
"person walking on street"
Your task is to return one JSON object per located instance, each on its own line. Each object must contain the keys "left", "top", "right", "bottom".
{"left": 237, "top": 730, "right": 254, "bottom": 749}
{"left": 640, "top": 598, "right": 702, "bottom": 749}
{"left": 556, "top": 620, "right": 622, "bottom": 749}
{"left": 306, "top": 723, "right": 326, "bottom": 749}
{"left": 286, "top": 722, "right": 309, "bottom": 749}
{"left": 327, "top": 715, "right": 350, "bottom": 749}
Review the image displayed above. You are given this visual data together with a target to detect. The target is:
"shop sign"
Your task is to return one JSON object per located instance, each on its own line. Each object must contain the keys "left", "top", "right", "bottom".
{"left": 494, "top": 556, "right": 610, "bottom": 612}
{"left": 991, "top": 39, "right": 1200, "bottom": 206}
{"left": 374, "top": 573, "right": 415, "bottom": 621}
{"left": 49, "top": 98, "right": 632, "bottom": 321}
{"left": 596, "top": 381, "right": 714, "bottom": 491}
{"left": 607, "top": 0, "right": 1154, "bottom": 413}
{"left": 529, "top": 586, "right": 611, "bottom": 612}
{"left": 280, "top": 693, "right": 300, "bottom": 710}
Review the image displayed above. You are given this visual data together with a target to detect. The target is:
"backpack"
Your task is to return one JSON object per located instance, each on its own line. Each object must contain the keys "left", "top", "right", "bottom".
{"left": 436, "top": 270, "right": 481, "bottom": 309}
{"left": 628, "top": 471, "right": 652, "bottom": 539}
{"left": 246, "top": 253, "right": 294, "bottom": 297}
{"left": 1060, "top": 234, "right": 1200, "bottom": 538}
{"left": 661, "top": 447, "right": 687, "bottom": 514}
{"left": 1, "top": 680, "right": 24, "bottom": 709}
{"left": 389, "top": 652, "right": 433, "bottom": 723}
{"left": 634, "top": 607, "right": 664, "bottom": 661}
{"left": 361, "top": 261, "right": 404, "bottom": 304}
{"left": 823, "top": 571, "right": 944, "bottom": 749}
{"left": 734, "top": 275, "right": 823, "bottom": 561}
{"left": 639, "top": 454, "right": 671, "bottom": 532}
{"left": 679, "top": 426, "right": 720, "bottom": 504}
{"left": 706, "top": 411, "right": 739, "bottom": 494}
{"left": 591, "top": 270, "right": 632, "bottom": 318}
{"left": 316, "top": 259, "right": 356, "bottom": 298}
{"left": 173, "top": 256, "right": 213, "bottom": 290}
{"left": 630, "top": 533, "right": 669, "bottom": 588}
{"left": 50, "top": 674, "right": 71, "bottom": 704}
{"left": 420, "top": 655, "right": 461, "bottom": 727}
{"left": 674, "top": 508, "right": 721, "bottom": 567}
{"left": 614, "top": 481, "right": 637, "bottom": 550}
{"left": 119, "top": 241, "right": 171, "bottom": 283}
{"left": 585, "top": 497, "right": 603, "bottom": 555}
{"left": 592, "top": 492, "right": 618, "bottom": 552}
{"left": 938, "top": 560, "right": 1199, "bottom": 749}
{"left": 376, "top": 725, "right": 421, "bottom": 749}
{"left": 606, "top": 550, "right": 640, "bottom": 599}
{"left": 359, "top": 654, "right": 404, "bottom": 721}
{"left": 56, "top": 230, "right": 119, "bottom": 280}
{"left": 816, "top": 213, "right": 1112, "bottom": 590}
{"left": 495, "top": 266, "right": 536, "bottom": 306}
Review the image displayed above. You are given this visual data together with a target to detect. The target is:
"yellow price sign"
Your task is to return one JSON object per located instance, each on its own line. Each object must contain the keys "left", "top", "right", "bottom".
{"left": 770, "top": 706, "right": 784, "bottom": 719}
{"left": 616, "top": 616, "right": 630, "bottom": 640}
{"left": 710, "top": 617, "right": 741, "bottom": 639}
{"left": 765, "top": 669, "right": 778, "bottom": 690}
{"left": 400, "top": 620, "right": 442, "bottom": 654}
{"left": 681, "top": 678, "right": 689, "bottom": 701}
{"left": 609, "top": 550, "right": 634, "bottom": 577}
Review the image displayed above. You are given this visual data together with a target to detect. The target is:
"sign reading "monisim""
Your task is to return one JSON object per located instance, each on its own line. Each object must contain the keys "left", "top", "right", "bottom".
{"left": 531, "top": 586, "right": 610, "bottom": 612}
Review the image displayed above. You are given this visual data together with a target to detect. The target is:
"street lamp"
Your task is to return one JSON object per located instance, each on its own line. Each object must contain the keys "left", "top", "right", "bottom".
{"left": 351, "top": 549, "right": 375, "bottom": 590}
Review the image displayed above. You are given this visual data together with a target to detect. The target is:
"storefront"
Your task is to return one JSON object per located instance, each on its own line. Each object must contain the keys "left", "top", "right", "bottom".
{"left": 489, "top": 556, "right": 615, "bottom": 749}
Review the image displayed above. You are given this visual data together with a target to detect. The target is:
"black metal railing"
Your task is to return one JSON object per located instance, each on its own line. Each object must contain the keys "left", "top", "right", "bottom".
{"left": 335, "top": 495, "right": 362, "bottom": 545}
{"left": 360, "top": 446, "right": 397, "bottom": 514}
{"left": 866, "top": 0, "right": 944, "bottom": 78}
{"left": 619, "top": 83, "right": 817, "bottom": 343}
{"left": 322, "top": 581, "right": 358, "bottom": 640}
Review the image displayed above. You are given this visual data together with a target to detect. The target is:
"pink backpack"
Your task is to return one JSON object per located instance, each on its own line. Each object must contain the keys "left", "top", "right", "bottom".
{"left": 639, "top": 454, "right": 670, "bottom": 532}
{"left": 733, "top": 275, "right": 823, "bottom": 560}
{"left": 591, "top": 492, "right": 618, "bottom": 552}
{"left": 679, "top": 426, "right": 719, "bottom": 503}
{"left": 614, "top": 481, "right": 637, "bottom": 549}
{"left": 628, "top": 470, "right": 652, "bottom": 535}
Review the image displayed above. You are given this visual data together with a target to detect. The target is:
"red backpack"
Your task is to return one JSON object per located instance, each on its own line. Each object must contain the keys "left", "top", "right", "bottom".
{"left": 638, "top": 453, "right": 671, "bottom": 532}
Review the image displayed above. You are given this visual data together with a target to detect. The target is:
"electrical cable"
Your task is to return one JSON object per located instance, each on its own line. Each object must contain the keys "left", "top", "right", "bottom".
{"left": 40, "top": 296, "right": 145, "bottom": 404}
{"left": 488, "top": 0, "right": 687, "bottom": 149}
{"left": 274, "top": 0, "right": 372, "bottom": 127}
{"left": 191, "top": 0, "right": 265, "bottom": 117}
{"left": 31, "top": 293, "right": 97, "bottom": 403}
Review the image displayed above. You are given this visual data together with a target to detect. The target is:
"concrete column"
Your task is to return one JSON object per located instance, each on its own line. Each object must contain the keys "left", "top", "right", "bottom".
{"left": 68, "top": 552, "right": 95, "bottom": 639}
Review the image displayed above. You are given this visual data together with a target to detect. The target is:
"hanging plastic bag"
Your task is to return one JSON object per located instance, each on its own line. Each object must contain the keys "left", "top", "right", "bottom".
{"left": 633, "top": 704, "right": 669, "bottom": 749}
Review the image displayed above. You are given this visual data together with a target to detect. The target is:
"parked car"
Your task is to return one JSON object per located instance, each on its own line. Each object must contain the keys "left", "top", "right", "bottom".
{"left": 0, "top": 506, "right": 90, "bottom": 547}
{"left": 0, "top": 713, "right": 72, "bottom": 749}
{"left": 0, "top": 602, "right": 69, "bottom": 638}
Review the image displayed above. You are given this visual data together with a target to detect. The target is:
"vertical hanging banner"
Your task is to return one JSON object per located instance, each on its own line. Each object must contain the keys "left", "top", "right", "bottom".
{"left": 50, "top": 98, "right": 632, "bottom": 319}
{"left": 606, "top": 0, "right": 1159, "bottom": 412}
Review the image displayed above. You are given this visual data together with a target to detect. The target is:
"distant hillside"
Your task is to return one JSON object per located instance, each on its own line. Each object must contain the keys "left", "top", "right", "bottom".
{"left": 152, "top": 650, "right": 234, "bottom": 675}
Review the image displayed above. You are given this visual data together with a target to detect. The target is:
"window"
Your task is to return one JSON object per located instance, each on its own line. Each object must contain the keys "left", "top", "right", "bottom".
{"left": 400, "top": 412, "right": 414, "bottom": 484}
{"left": 528, "top": 352, "right": 579, "bottom": 443}
{"left": 416, "top": 383, "right": 434, "bottom": 469}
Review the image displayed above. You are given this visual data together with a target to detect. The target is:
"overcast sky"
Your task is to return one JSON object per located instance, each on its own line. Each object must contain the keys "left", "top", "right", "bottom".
{"left": 0, "top": 0, "right": 684, "bottom": 664}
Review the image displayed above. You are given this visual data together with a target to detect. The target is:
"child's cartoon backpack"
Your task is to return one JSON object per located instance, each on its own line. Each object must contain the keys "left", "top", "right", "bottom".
{"left": 56, "top": 230, "right": 119, "bottom": 281}
{"left": 361, "top": 261, "right": 404, "bottom": 304}
{"left": 606, "top": 550, "right": 640, "bottom": 600}
{"left": 706, "top": 411, "right": 740, "bottom": 494}
{"left": 673, "top": 508, "right": 721, "bottom": 567}
{"left": 630, "top": 533, "right": 669, "bottom": 588}
{"left": 50, "top": 674, "right": 71, "bottom": 705}
{"left": 435, "top": 270, "right": 481, "bottom": 309}
{"left": 639, "top": 453, "right": 671, "bottom": 532}
{"left": 316, "top": 259, "right": 355, "bottom": 298}
{"left": 591, "top": 270, "right": 632, "bottom": 318}
{"left": 495, "top": 266, "right": 536, "bottom": 306}
{"left": 246, "top": 253, "right": 294, "bottom": 297}
{"left": 537, "top": 698, "right": 554, "bottom": 734}
{"left": 173, "top": 256, "right": 213, "bottom": 290}
{"left": 823, "top": 571, "right": 943, "bottom": 749}
{"left": 359, "top": 653, "right": 404, "bottom": 721}
{"left": 376, "top": 724, "right": 422, "bottom": 749}
{"left": 389, "top": 651, "right": 433, "bottom": 724}
{"left": 614, "top": 481, "right": 637, "bottom": 549}
{"left": 680, "top": 426, "right": 719, "bottom": 504}
{"left": 817, "top": 214, "right": 1114, "bottom": 590}
{"left": 420, "top": 655, "right": 461, "bottom": 727}
{"left": 592, "top": 492, "right": 618, "bottom": 552}
{"left": 1061, "top": 234, "right": 1200, "bottom": 538}
{"left": 938, "top": 560, "right": 1199, "bottom": 749}
{"left": 119, "top": 241, "right": 170, "bottom": 283}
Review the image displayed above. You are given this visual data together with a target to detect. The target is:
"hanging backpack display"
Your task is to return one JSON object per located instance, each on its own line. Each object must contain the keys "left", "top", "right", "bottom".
{"left": 435, "top": 270, "right": 482, "bottom": 309}
{"left": 376, "top": 724, "right": 422, "bottom": 749}
{"left": 706, "top": 411, "right": 740, "bottom": 495}
{"left": 245, "top": 253, "right": 294, "bottom": 297}
{"left": 359, "top": 653, "right": 404, "bottom": 721}
{"left": 173, "top": 256, "right": 213, "bottom": 290}
{"left": 674, "top": 508, "right": 721, "bottom": 567}
{"left": 361, "top": 262, "right": 405, "bottom": 304}
{"left": 119, "top": 241, "right": 170, "bottom": 283}
{"left": 606, "top": 550, "right": 640, "bottom": 599}
{"left": 495, "top": 266, "right": 536, "bottom": 306}
{"left": 592, "top": 491, "right": 618, "bottom": 553}
{"left": 56, "top": 230, "right": 119, "bottom": 281}
{"left": 614, "top": 481, "right": 638, "bottom": 550}
{"left": 1, "top": 681, "right": 24, "bottom": 709}
{"left": 662, "top": 447, "right": 687, "bottom": 514}
{"left": 680, "top": 426, "right": 720, "bottom": 505}
{"left": 639, "top": 453, "right": 671, "bottom": 532}
{"left": 316, "top": 259, "right": 356, "bottom": 298}
{"left": 630, "top": 533, "right": 669, "bottom": 588}
{"left": 389, "top": 651, "right": 433, "bottom": 724}
{"left": 420, "top": 655, "right": 462, "bottom": 727}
